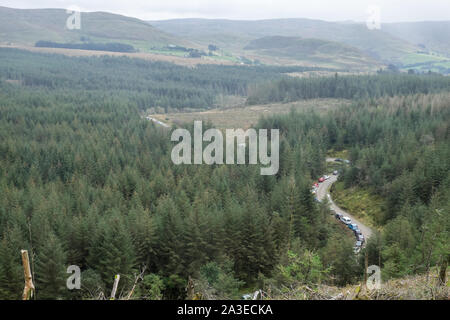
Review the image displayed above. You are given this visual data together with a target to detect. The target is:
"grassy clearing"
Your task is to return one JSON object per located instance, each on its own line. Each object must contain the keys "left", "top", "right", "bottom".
{"left": 330, "top": 181, "right": 386, "bottom": 228}
{"left": 401, "top": 52, "right": 447, "bottom": 65}
{"left": 0, "top": 45, "right": 236, "bottom": 67}
{"left": 151, "top": 98, "right": 350, "bottom": 129}
{"left": 327, "top": 149, "right": 349, "bottom": 159}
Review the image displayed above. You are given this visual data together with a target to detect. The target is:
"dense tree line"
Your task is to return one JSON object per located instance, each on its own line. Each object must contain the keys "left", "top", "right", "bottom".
{"left": 35, "top": 41, "right": 137, "bottom": 53}
{"left": 0, "top": 48, "right": 328, "bottom": 112}
{"left": 247, "top": 73, "right": 450, "bottom": 105}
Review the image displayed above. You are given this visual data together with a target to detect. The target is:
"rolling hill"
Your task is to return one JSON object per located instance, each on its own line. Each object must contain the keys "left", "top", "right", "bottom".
{"left": 149, "top": 18, "right": 418, "bottom": 62}
{"left": 243, "top": 36, "right": 379, "bottom": 70}
{"left": 150, "top": 18, "right": 450, "bottom": 71}
{"left": 0, "top": 6, "right": 193, "bottom": 50}
{"left": 1, "top": 6, "right": 448, "bottom": 72}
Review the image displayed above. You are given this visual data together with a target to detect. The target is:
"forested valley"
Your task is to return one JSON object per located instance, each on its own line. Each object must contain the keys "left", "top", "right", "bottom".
{"left": 0, "top": 48, "right": 448, "bottom": 300}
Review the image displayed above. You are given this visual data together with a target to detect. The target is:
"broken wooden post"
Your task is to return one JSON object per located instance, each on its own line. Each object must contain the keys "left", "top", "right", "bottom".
{"left": 110, "top": 274, "right": 120, "bottom": 300}
{"left": 186, "top": 275, "right": 195, "bottom": 300}
{"left": 21, "top": 249, "right": 35, "bottom": 300}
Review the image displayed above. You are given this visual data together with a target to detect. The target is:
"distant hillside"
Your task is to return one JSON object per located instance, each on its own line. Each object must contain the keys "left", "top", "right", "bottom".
{"left": 0, "top": 6, "right": 192, "bottom": 50}
{"left": 383, "top": 21, "right": 450, "bottom": 56}
{"left": 244, "top": 36, "right": 379, "bottom": 70}
{"left": 150, "top": 18, "right": 420, "bottom": 63}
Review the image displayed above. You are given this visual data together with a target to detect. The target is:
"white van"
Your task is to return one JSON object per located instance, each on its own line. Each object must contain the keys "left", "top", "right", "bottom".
{"left": 340, "top": 216, "right": 352, "bottom": 225}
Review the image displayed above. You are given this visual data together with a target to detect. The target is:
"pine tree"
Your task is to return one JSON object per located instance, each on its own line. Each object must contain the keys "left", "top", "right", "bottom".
{"left": 0, "top": 226, "right": 26, "bottom": 299}
{"left": 34, "top": 232, "right": 67, "bottom": 300}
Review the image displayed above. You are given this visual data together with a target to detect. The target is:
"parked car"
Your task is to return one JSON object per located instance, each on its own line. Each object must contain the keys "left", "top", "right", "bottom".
{"left": 323, "top": 175, "right": 330, "bottom": 180}
{"left": 353, "top": 246, "right": 361, "bottom": 254}
{"left": 353, "top": 228, "right": 362, "bottom": 236}
{"left": 333, "top": 170, "right": 338, "bottom": 175}
{"left": 355, "top": 240, "right": 362, "bottom": 247}
{"left": 340, "top": 216, "right": 352, "bottom": 225}
{"left": 349, "top": 223, "right": 358, "bottom": 230}
{"left": 344, "top": 160, "right": 351, "bottom": 164}
{"left": 335, "top": 212, "right": 343, "bottom": 220}
{"left": 335, "top": 158, "right": 343, "bottom": 162}
{"left": 318, "top": 177, "right": 325, "bottom": 183}
{"left": 358, "top": 234, "right": 365, "bottom": 243}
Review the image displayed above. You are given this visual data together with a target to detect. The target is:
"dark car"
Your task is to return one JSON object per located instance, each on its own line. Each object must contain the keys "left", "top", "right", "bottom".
{"left": 335, "top": 158, "right": 343, "bottom": 162}
{"left": 335, "top": 212, "right": 343, "bottom": 220}
{"left": 353, "top": 228, "right": 362, "bottom": 236}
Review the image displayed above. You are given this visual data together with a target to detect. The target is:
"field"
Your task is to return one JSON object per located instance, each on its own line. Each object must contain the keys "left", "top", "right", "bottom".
{"left": 150, "top": 98, "right": 350, "bottom": 129}
{"left": 0, "top": 44, "right": 237, "bottom": 67}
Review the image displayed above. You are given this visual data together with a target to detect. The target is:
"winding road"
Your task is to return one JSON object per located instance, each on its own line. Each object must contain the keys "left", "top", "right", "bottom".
{"left": 316, "top": 158, "right": 373, "bottom": 240}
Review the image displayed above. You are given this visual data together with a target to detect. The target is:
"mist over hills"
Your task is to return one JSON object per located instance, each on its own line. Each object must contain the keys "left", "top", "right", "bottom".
{"left": 1, "top": 6, "right": 449, "bottom": 72}
{"left": 151, "top": 18, "right": 450, "bottom": 71}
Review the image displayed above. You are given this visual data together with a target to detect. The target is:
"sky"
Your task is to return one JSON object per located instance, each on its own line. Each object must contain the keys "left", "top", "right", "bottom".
{"left": 1, "top": 0, "right": 449, "bottom": 22}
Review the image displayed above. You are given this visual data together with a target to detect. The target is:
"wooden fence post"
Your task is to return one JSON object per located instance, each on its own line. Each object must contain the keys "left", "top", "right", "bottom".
{"left": 21, "top": 249, "right": 35, "bottom": 300}
{"left": 110, "top": 274, "right": 120, "bottom": 300}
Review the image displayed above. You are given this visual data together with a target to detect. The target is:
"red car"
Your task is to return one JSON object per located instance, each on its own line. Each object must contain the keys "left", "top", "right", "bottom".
{"left": 318, "top": 177, "right": 325, "bottom": 183}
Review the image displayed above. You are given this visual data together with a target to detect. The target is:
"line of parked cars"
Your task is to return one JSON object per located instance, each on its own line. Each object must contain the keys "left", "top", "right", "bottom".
{"left": 334, "top": 212, "right": 365, "bottom": 254}
{"left": 311, "top": 168, "right": 363, "bottom": 254}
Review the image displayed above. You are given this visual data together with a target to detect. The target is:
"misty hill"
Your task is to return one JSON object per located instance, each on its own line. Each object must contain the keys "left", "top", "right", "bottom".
{"left": 244, "top": 36, "right": 379, "bottom": 70}
{"left": 150, "top": 18, "right": 420, "bottom": 63}
{"left": 383, "top": 21, "right": 450, "bottom": 56}
{"left": 0, "top": 6, "right": 192, "bottom": 50}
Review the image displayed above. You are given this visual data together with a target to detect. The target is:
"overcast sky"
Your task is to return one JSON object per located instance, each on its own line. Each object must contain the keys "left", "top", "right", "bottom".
{"left": 1, "top": 0, "right": 449, "bottom": 22}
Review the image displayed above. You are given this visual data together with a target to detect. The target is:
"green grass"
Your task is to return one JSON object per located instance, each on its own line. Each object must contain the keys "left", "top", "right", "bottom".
{"left": 327, "top": 149, "right": 349, "bottom": 159}
{"left": 325, "top": 162, "right": 344, "bottom": 173}
{"left": 151, "top": 98, "right": 349, "bottom": 129}
{"left": 401, "top": 52, "right": 447, "bottom": 65}
{"left": 330, "top": 181, "right": 386, "bottom": 228}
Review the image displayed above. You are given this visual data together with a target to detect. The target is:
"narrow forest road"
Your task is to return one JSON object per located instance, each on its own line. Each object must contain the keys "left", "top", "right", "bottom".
{"left": 145, "top": 116, "right": 170, "bottom": 128}
{"left": 317, "top": 158, "right": 373, "bottom": 241}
